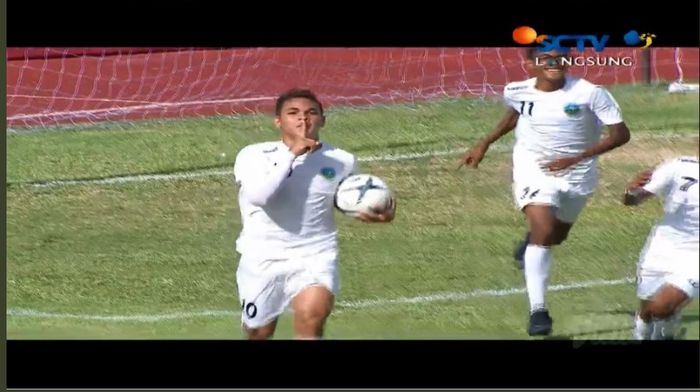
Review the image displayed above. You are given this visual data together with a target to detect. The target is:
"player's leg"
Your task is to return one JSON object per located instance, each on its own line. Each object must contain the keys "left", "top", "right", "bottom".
{"left": 634, "top": 299, "right": 654, "bottom": 340}
{"left": 514, "top": 196, "right": 586, "bottom": 268}
{"left": 646, "top": 272, "right": 697, "bottom": 339}
{"left": 634, "top": 270, "right": 692, "bottom": 340}
{"left": 514, "top": 218, "right": 574, "bottom": 270}
{"left": 643, "top": 286, "right": 689, "bottom": 340}
{"left": 512, "top": 179, "right": 560, "bottom": 335}
{"left": 513, "top": 187, "right": 585, "bottom": 268}
{"left": 512, "top": 184, "right": 551, "bottom": 270}
{"left": 287, "top": 255, "right": 339, "bottom": 339}
{"left": 551, "top": 194, "right": 588, "bottom": 245}
{"left": 244, "top": 318, "right": 279, "bottom": 340}
{"left": 634, "top": 241, "right": 699, "bottom": 339}
{"left": 290, "top": 285, "right": 335, "bottom": 339}
{"left": 239, "top": 290, "right": 284, "bottom": 340}
{"left": 633, "top": 266, "right": 661, "bottom": 340}
{"left": 551, "top": 220, "right": 574, "bottom": 245}
{"left": 522, "top": 203, "right": 560, "bottom": 336}
{"left": 513, "top": 232, "right": 530, "bottom": 270}
{"left": 644, "top": 286, "right": 688, "bottom": 320}
{"left": 236, "top": 257, "right": 288, "bottom": 340}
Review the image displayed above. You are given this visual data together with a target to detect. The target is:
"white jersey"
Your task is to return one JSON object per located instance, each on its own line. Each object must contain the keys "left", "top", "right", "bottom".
{"left": 640, "top": 156, "right": 700, "bottom": 261}
{"left": 233, "top": 141, "right": 357, "bottom": 259}
{"left": 503, "top": 76, "right": 624, "bottom": 194}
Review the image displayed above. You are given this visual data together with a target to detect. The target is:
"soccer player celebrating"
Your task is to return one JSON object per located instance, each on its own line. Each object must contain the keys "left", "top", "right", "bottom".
{"left": 623, "top": 153, "right": 699, "bottom": 340}
{"left": 458, "top": 48, "right": 631, "bottom": 336}
{"left": 232, "top": 88, "right": 395, "bottom": 339}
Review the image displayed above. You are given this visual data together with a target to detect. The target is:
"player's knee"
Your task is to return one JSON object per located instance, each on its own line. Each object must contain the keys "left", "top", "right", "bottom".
{"left": 638, "top": 301, "right": 654, "bottom": 321}
{"left": 245, "top": 326, "right": 275, "bottom": 340}
{"left": 295, "top": 306, "right": 331, "bottom": 329}
{"left": 647, "top": 300, "right": 677, "bottom": 319}
{"left": 529, "top": 230, "right": 557, "bottom": 246}
{"left": 552, "top": 231, "right": 569, "bottom": 245}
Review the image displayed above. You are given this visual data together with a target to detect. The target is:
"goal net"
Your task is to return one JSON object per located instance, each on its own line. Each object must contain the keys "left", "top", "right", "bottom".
{"left": 7, "top": 47, "right": 698, "bottom": 130}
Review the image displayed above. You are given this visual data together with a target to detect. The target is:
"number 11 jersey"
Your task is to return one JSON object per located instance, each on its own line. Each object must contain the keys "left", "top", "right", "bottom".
{"left": 503, "top": 75, "right": 624, "bottom": 194}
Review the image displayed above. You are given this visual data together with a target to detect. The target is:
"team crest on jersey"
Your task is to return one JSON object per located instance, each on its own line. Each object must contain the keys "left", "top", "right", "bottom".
{"left": 320, "top": 167, "right": 336, "bottom": 180}
{"left": 563, "top": 103, "right": 580, "bottom": 115}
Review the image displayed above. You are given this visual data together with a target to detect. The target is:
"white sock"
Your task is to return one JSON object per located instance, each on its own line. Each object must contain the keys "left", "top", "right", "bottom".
{"left": 524, "top": 244, "right": 552, "bottom": 313}
{"left": 651, "top": 313, "right": 681, "bottom": 340}
{"left": 633, "top": 312, "right": 652, "bottom": 340}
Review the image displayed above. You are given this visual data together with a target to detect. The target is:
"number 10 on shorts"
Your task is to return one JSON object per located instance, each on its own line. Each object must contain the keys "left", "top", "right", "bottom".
{"left": 241, "top": 299, "right": 258, "bottom": 319}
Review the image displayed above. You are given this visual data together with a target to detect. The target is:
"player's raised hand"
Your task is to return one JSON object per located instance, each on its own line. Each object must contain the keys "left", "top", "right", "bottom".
{"left": 458, "top": 143, "right": 488, "bottom": 169}
{"left": 355, "top": 197, "right": 396, "bottom": 223}
{"left": 623, "top": 169, "right": 655, "bottom": 206}
{"left": 627, "top": 169, "right": 653, "bottom": 189}
{"left": 289, "top": 137, "right": 322, "bottom": 156}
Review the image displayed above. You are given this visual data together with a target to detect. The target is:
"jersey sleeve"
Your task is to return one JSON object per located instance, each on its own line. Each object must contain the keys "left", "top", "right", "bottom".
{"left": 642, "top": 159, "right": 677, "bottom": 197}
{"left": 590, "top": 86, "right": 624, "bottom": 125}
{"left": 233, "top": 146, "right": 296, "bottom": 206}
{"left": 339, "top": 154, "right": 360, "bottom": 182}
{"left": 502, "top": 84, "right": 520, "bottom": 111}
{"left": 349, "top": 155, "right": 360, "bottom": 176}
{"left": 232, "top": 147, "right": 253, "bottom": 187}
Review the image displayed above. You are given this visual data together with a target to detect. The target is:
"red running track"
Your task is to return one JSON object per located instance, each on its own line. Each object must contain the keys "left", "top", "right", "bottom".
{"left": 6, "top": 47, "right": 698, "bottom": 128}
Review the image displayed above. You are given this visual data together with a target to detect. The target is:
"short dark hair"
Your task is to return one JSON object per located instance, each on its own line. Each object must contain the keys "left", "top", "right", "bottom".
{"left": 525, "top": 47, "right": 543, "bottom": 60}
{"left": 525, "top": 47, "right": 567, "bottom": 60}
{"left": 275, "top": 88, "right": 324, "bottom": 116}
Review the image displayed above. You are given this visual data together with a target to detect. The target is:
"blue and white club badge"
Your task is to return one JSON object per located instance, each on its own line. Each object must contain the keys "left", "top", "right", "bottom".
{"left": 320, "top": 167, "right": 336, "bottom": 180}
{"left": 563, "top": 103, "right": 581, "bottom": 115}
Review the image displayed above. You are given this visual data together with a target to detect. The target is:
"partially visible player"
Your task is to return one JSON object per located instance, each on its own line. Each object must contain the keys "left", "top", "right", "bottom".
{"left": 623, "top": 153, "right": 699, "bottom": 340}
{"left": 458, "top": 47, "right": 631, "bottom": 336}
{"left": 233, "top": 88, "right": 396, "bottom": 340}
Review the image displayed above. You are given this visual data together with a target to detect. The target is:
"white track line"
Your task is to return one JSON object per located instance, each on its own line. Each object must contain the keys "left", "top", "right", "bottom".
{"left": 6, "top": 277, "right": 634, "bottom": 322}
{"left": 6, "top": 308, "right": 235, "bottom": 322}
{"left": 18, "top": 148, "right": 470, "bottom": 188}
{"left": 337, "top": 277, "right": 633, "bottom": 309}
{"left": 24, "top": 169, "right": 235, "bottom": 188}
{"left": 14, "top": 132, "right": 697, "bottom": 189}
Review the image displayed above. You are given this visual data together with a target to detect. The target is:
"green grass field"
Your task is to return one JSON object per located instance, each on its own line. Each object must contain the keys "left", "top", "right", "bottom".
{"left": 7, "top": 84, "right": 700, "bottom": 339}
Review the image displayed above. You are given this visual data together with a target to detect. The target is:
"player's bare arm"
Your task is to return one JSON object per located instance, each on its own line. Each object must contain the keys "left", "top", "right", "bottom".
{"left": 458, "top": 107, "right": 519, "bottom": 169}
{"left": 623, "top": 169, "right": 654, "bottom": 206}
{"left": 542, "top": 122, "right": 631, "bottom": 173}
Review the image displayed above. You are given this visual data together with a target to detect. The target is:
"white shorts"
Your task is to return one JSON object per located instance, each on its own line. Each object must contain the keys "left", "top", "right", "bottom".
{"left": 235, "top": 251, "right": 339, "bottom": 329}
{"left": 636, "top": 268, "right": 699, "bottom": 300}
{"left": 637, "top": 237, "right": 699, "bottom": 300}
{"left": 512, "top": 173, "right": 591, "bottom": 223}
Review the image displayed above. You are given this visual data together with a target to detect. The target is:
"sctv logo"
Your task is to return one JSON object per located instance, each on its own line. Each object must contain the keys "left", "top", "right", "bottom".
{"left": 513, "top": 26, "right": 608, "bottom": 53}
